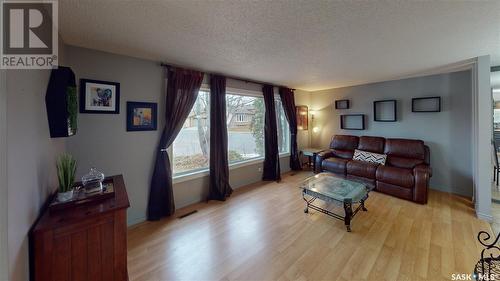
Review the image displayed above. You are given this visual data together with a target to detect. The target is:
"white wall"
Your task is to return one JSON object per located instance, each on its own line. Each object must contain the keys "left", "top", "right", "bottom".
{"left": 306, "top": 70, "right": 473, "bottom": 196}
{"left": 65, "top": 45, "right": 291, "bottom": 225}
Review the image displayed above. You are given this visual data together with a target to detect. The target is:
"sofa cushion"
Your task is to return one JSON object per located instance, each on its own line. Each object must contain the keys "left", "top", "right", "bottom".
{"left": 387, "top": 156, "right": 424, "bottom": 169}
{"left": 332, "top": 149, "right": 354, "bottom": 159}
{"left": 385, "top": 139, "right": 425, "bottom": 169}
{"left": 321, "top": 158, "right": 349, "bottom": 174}
{"left": 358, "top": 136, "right": 385, "bottom": 153}
{"left": 353, "top": 149, "right": 387, "bottom": 165}
{"left": 385, "top": 139, "right": 425, "bottom": 159}
{"left": 376, "top": 165, "right": 414, "bottom": 188}
{"left": 346, "top": 160, "right": 378, "bottom": 179}
{"left": 330, "top": 135, "right": 359, "bottom": 151}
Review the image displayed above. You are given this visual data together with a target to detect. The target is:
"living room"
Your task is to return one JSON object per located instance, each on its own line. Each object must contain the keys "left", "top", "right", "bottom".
{"left": 0, "top": 1, "right": 499, "bottom": 281}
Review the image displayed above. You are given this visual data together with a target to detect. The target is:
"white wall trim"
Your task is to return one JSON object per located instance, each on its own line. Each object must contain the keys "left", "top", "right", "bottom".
{"left": 0, "top": 69, "right": 8, "bottom": 281}
{"left": 172, "top": 153, "right": 291, "bottom": 184}
{"left": 471, "top": 55, "right": 493, "bottom": 221}
{"left": 476, "top": 212, "right": 494, "bottom": 223}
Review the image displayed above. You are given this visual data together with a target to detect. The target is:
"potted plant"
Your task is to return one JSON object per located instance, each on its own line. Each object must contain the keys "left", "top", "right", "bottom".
{"left": 56, "top": 153, "right": 77, "bottom": 202}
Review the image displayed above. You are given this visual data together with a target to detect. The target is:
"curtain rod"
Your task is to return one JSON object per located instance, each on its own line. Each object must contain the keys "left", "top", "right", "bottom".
{"left": 160, "top": 63, "right": 295, "bottom": 91}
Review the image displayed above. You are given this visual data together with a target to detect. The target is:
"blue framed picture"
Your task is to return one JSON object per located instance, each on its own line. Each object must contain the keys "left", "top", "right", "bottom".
{"left": 126, "top": 102, "right": 157, "bottom": 131}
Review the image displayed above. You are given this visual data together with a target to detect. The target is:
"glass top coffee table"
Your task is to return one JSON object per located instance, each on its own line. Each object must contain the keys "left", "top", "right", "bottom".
{"left": 299, "top": 172, "right": 372, "bottom": 232}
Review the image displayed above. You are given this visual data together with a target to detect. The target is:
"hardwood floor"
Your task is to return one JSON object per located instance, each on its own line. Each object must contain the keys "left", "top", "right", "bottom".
{"left": 128, "top": 171, "right": 492, "bottom": 281}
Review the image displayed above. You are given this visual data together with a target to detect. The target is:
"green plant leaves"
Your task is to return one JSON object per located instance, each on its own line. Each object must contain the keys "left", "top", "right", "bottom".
{"left": 57, "top": 153, "right": 77, "bottom": 193}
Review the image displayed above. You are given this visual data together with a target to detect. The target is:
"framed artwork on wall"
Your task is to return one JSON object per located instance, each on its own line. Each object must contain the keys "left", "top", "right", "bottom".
{"left": 340, "top": 114, "right": 365, "bottom": 130}
{"left": 335, "top": 99, "right": 350, "bottom": 109}
{"left": 412, "top": 97, "right": 441, "bottom": 112}
{"left": 296, "top": 105, "right": 308, "bottom": 130}
{"left": 126, "top": 101, "right": 157, "bottom": 131}
{"left": 80, "top": 79, "right": 120, "bottom": 114}
{"left": 373, "top": 100, "right": 397, "bottom": 122}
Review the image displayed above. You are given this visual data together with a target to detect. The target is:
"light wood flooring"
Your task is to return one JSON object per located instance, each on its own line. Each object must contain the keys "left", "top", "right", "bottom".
{"left": 128, "top": 171, "right": 492, "bottom": 281}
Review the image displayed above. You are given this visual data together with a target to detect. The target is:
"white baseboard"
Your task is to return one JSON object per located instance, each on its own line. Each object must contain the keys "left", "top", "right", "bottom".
{"left": 476, "top": 211, "right": 493, "bottom": 222}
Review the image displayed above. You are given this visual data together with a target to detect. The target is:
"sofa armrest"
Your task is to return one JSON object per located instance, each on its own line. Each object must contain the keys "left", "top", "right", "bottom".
{"left": 414, "top": 164, "right": 432, "bottom": 177}
{"left": 413, "top": 164, "right": 431, "bottom": 204}
{"left": 314, "top": 149, "right": 334, "bottom": 173}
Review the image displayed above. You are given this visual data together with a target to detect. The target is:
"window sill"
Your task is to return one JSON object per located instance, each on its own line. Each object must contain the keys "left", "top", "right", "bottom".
{"left": 172, "top": 153, "right": 291, "bottom": 184}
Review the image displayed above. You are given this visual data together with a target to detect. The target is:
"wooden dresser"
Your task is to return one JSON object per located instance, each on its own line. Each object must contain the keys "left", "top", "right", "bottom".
{"left": 31, "top": 175, "right": 130, "bottom": 281}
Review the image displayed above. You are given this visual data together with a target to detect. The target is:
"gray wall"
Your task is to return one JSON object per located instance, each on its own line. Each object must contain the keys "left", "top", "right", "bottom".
{"left": 309, "top": 70, "right": 473, "bottom": 196}
{"left": 5, "top": 68, "right": 66, "bottom": 281}
{"left": 66, "top": 46, "right": 290, "bottom": 225}
{"left": 0, "top": 69, "right": 8, "bottom": 281}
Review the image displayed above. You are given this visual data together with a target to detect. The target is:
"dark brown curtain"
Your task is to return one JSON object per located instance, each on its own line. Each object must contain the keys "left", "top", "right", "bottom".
{"left": 279, "top": 87, "right": 302, "bottom": 171}
{"left": 262, "top": 85, "right": 281, "bottom": 181}
{"left": 207, "top": 74, "right": 233, "bottom": 201}
{"left": 147, "top": 67, "right": 204, "bottom": 220}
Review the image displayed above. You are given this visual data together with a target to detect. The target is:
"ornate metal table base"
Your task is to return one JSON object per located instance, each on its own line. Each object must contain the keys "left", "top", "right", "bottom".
{"left": 302, "top": 190, "right": 368, "bottom": 232}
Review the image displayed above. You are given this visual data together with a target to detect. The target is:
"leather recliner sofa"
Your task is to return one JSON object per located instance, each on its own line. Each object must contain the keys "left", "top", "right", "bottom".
{"left": 315, "top": 135, "right": 432, "bottom": 204}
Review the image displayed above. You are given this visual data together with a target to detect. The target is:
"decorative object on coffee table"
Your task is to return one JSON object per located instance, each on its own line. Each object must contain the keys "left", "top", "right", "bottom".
{"left": 373, "top": 99, "right": 397, "bottom": 122}
{"left": 126, "top": 101, "right": 158, "bottom": 131}
{"left": 56, "top": 153, "right": 77, "bottom": 202}
{"left": 299, "top": 172, "right": 372, "bottom": 231}
{"left": 412, "top": 96, "right": 441, "bottom": 112}
{"left": 296, "top": 105, "right": 308, "bottom": 130}
{"left": 335, "top": 99, "right": 350, "bottom": 109}
{"left": 340, "top": 114, "right": 365, "bottom": 130}
{"left": 80, "top": 79, "right": 120, "bottom": 114}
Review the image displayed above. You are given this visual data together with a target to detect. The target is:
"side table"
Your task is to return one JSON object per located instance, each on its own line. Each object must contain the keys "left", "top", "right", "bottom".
{"left": 300, "top": 147, "right": 323, "bottom": 171}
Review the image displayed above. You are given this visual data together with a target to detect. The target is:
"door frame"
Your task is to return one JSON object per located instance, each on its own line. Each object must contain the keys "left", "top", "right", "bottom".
{"left": 471, "top": 56, "right": 493, "bottom": 221}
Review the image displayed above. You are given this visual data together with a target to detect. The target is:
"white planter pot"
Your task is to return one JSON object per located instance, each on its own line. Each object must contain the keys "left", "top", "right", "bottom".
{"left": 57, "top": 190, "right": 74, "bottom": 202}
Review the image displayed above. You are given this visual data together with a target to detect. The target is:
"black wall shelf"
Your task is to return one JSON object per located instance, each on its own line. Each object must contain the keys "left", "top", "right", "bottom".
{"left": 340, "top": 114, "right": 365, "bottom": 130}
{"left": 412, "top": 97, "right": 441, "bottom": 112}
{"left": 374, "top": 100, "right": 397, "bottom": 122}
{"left": 335, "top": 100, "right": 350, "bottom": 109}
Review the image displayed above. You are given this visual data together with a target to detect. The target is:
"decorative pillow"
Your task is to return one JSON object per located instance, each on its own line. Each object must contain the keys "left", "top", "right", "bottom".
{"left": 353, "top": 149, "right": 387, "bottom": 165}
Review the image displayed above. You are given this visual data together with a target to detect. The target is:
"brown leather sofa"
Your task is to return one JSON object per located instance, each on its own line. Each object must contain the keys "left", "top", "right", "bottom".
{"left": 315, "top": 135, "right": 431, "bottom": 204}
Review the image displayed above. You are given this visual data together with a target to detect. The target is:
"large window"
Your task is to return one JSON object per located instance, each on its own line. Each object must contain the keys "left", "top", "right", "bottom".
{"left": 172, "top": 90, "right": 210, "bottom": 175}
{"left": 276, "top": 99, "right": 290, "bottom": 154}
{"left": 226, "top": 93, "right": 290, "bottom": 164}
{"left": 226, "top": 94, "right": 265, "bottom": 163}
{"left": 173, "top": 90, "right": 290, "bottom": 176}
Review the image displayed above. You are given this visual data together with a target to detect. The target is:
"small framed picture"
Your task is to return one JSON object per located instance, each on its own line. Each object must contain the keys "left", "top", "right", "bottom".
{"left": 126, "top": 102, "right": 157, "bottom": 131}
{"left": 80, "top": 79, "right": 120, "bottom": 114}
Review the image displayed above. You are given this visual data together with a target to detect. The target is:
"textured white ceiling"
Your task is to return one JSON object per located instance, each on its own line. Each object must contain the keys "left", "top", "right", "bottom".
{"left": 59, "top": 0, "right": 500, "bottom": 91}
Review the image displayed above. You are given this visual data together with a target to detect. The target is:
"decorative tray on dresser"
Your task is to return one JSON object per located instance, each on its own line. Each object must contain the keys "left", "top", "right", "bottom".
{"left": 31, "top": 174, "right": 130, "bottom": 281}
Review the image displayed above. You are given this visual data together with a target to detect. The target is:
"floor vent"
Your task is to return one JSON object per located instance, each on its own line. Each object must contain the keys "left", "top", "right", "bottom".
{"left": 178, "top": 210, "right": 198, "bottom": 219}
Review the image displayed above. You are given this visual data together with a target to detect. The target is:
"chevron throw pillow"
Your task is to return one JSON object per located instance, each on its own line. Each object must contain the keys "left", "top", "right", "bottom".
{"left": 353, "top": 149, "right": 387, "bottom": 165}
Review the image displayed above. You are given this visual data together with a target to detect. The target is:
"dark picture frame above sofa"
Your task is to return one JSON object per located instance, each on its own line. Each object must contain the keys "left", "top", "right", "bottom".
{"left": 335, "top": 99, "right": 350, "bottom": 109}
{"left": 373, "top": 100, "right": 397, "bottom": 122}
{"left": 340, "top": 114, "right": 365, "bottom": 130}
{"left": 412, "top": 96, "right": 441, "bottom": 112}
